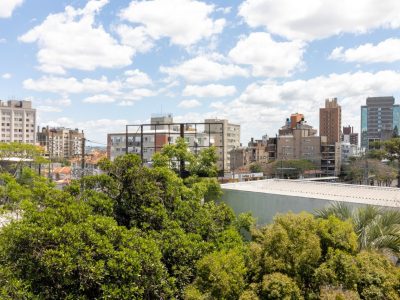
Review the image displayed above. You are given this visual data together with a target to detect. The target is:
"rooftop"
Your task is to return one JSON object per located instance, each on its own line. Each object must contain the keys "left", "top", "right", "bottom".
{"left": 221, "top": 179, "right": 400, "bottom": 208}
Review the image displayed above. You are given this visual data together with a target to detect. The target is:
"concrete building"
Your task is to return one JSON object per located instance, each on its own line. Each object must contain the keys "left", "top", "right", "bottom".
{"left": 220, "top": 179, "right": 400, "bottom": 225}
{"left": 341, "top": 142, "right": 362, "bottom": 164}
{"left": 205, "top": 119, "right": 240, "bottom": 172}
{"left": 0, "top": 100, "right": 36, "bottom": 144}
{"left": 108, "top": 116, "right": 226, "bottom": 170}
{"left": 342, "top": 126, "right": 358, "bottom": 146}
{"left": 277, "top": 115, "right": 321, "bottom": 167}
{"left": 361, "top": 96, "right": 400, "bottom": 149}
{"left": 38, "top": 127, "right": 84, "bottom": 159}
{"left": 229, "top": 138, "right": 268, "bottom": 171}
{"left": 320, "top": 142, "right": 341, "bottom": 176}
{"left": 319, "top": 98, "right": 341, "bottom": 144}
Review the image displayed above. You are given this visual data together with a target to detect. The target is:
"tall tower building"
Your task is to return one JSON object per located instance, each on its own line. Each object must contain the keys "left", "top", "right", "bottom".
{"left": 319, "top": 98, "right": 341, "bottom": 144}
{"left": 0, "top": 100, "right": 36, "bottom": 144}
{"left": 361, "top": 96, "right": 400, "bottom": 149}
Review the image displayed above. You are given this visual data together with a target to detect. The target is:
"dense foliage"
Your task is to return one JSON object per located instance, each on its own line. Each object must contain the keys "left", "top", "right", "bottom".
{"left": 0, "top": 142, "right": 399, "bottom": 299}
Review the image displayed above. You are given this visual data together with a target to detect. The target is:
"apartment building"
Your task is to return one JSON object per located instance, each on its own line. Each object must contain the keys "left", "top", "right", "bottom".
{"left": 0, "top": 100, "right": 36, "bottom": 144}
{"left": 277, "top": 114, "right": 322, "bottom": 167}
{"left": 107, "top": 115, "right": 228, "bottom": 170}
{"left": 319, "top": 98, "right": 341, "bottom": 144}
{"left": 361, "top": 96, "right": 400, "bottom": 149}
{"left": 205, "top": 119, "right": 241, "bottom": 172}
{"left": 342, "top": 126, "right": 358, "bottom": 146}
{"left": 37, "top": 127, "right": 84, "bottom": 159}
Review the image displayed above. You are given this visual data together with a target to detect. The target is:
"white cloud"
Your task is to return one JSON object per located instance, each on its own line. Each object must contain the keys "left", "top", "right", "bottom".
{"left": 37, "top": 106, "right": 62, "bottom": 113}
{"left": 115, "top": 24, "right": 154, "bottom": 53}
{"left": 178, "top": 99, "right": 202, "bottom": 108}
{"left": 160, "top": 56, "right": 248, "bottom": 83}
{"left": 329, "top": 38, "right": 400, "bottom": 63}
{"left": 83, "top": 94, "right": 115, "bottom": 103}
{"left": 0, "top": 0, "right": 23, "bottom": 18}
{"left": 23, "top": 76, "right": 121, "bottom": 94}
{"left": 183, "top": 84, "right": 237, "bottom": 98}
{"left": 229, "top": 32, "right": 305, "bottom": 77}
{"left": 40, "top": 117, "right": 130, "bottom": 142}
{"left": 0, "top": 38, "right": 6, "bottom": 43}
{"left": 1, "top": 73, "right": 11, "bottom": 79}
{"left": 239, "top": 0, "right": 400, "bottom": 41}
{"left": 124, "top": 69, "right": 153, "bottom": 87}
{"left": 19, "top": 0, "right": 134, "bottom": 74}
{"left": 120, "top": 0, "right": 225, "bottom": 46}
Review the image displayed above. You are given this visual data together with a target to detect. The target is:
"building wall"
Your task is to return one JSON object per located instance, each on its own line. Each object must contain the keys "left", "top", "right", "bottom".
{"left": 38, "top": 127, "right": 84, "bottom": 159}
{"left": 277, "top": 131, "right": 321, "bottom": 166}
{"left": 205, "top": 119, "right": 240, "bottom": 172}
{"left": 219, "top": 189, "right": 368, "bottom": 225}
{"left": 361, "top": 96, "right": 398, "bottom": 149}
{"left": 319, "top": 98, "right": 341, "bottom": 144}
{"left": 0, "top": 100, "right": 36, "bottom": 144}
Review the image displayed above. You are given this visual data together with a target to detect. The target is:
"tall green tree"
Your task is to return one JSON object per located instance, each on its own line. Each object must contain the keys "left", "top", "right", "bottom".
{"left": 315, "top": 203, "right": 400, "bottom": 260}
{"left": 379, "top": 137, "right": 400, "bottom": 187}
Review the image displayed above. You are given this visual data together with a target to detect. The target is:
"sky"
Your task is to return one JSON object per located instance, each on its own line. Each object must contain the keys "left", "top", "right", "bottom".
{"left": 1, "top": 0, "right": 400, "bottom": 145}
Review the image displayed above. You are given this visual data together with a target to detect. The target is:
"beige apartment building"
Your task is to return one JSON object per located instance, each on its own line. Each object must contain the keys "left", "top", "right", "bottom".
{"left": 205, "top": 119, "right": 241, "bottom": 172}
{"left": 0, "top": 100, "right": 36, "bottom": 144}
{"left": 320, "top": 98, "right": 341, "bottom": 144}
{"left": 277, "top": 115, "right": 321, "bottom": 167}
{"left": 37, "top": 127, "right": 84, "bottom": 159}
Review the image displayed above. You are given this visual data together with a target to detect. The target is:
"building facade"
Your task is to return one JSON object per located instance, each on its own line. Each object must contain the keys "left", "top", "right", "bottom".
{"left": 0, "top": 100, "right": 36, "bottom": 144}
{"left": 205, "top": 119, "right": 240, "bottom": 172}
{"left": 361, "top": 96, "right": 400, "bottom": 149}
{"left": 38, "top": 127, "right": 84, "bottom": 159}
{"left": 277, "top": 115, "right": 321, "bottom": 167}
{"left": 108, "top": 116, "right": 235, "bottom": 173}
{"left": 342, "top": 126, "right": 358, "bottom": 146}
{"left": 319, "top": 98, "right": 342, "bottom": 144}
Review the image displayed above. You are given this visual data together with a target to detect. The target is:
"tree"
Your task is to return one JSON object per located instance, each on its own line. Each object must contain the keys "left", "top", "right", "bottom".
{"left": 0, "top": 193, "right": 173, "bottom": 299}
{"left": 272, "top": 159, "right": 317, "bottom": 178}
{"left": 379, "top": 137, "right": 400, "bottom": 187}
{"left": 249, "top": 163, "right": 262, "bottom": 173}
{"left": 152, "top": 137, "right": 218, "bottom": 178}
{"left": 186, "top": 249, "right": 247, "bottom": 299}
{"left": 315, "top": 203, "right": 400, "bottom": 260}
{"left": 0, "top": 142, "right": 46, "bottom": 176}
{"left": 260, "top": 273, "right": 302, "bottom": 300}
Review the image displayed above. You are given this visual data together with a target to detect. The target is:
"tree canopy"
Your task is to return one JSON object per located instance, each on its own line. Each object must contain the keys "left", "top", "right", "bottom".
{"left": 0, "top": 142, "right": 398, "bottom": 299}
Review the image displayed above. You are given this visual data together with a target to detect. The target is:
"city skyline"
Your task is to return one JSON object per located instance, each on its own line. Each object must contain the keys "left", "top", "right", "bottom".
{"left": 2, "top": 0, "right": 400, "bottom": 144}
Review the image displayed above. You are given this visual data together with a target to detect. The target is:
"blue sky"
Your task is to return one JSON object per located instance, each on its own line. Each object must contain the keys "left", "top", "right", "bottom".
{"left": 1, "top": 0, "right": 400, "bottom": 145}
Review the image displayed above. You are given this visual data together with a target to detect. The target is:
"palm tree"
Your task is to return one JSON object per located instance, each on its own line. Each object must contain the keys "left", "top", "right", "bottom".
{"left": 315, "top": 203, "right": 400, "bottom": 260}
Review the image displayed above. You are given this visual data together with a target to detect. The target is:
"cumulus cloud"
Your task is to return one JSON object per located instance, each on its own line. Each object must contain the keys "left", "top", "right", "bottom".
{"left": 124, "top": 69, "right": 153, "bottom": 87}
{"left": 23, "top": 76, "right": 121, "bottom": 94}
{"left": 40, "top": 117, "right": 131, "bottom": 142}
{"left": 0, "top": 0, "right": 23, "bottom": 18}
{"left": 239, "top": 0, "right": 400, "bottom": 41}
{"left": 19, "top": 0, "right": 134, "bottom": 74}
{"left": 83, "top": 94, "right": 115, "bottom": 104}
{"left": 115, "top": 24, "right": 154, "bottom": 53}
{"left": 329, "top": 38, "right": 400, "bottom": 63}
{"left": 160, "top": 56, "right": 248, "bottom": 83}
{"left": 183, "top": 84, "right": 237, "bottom": 98}
{"left": 120, "top": 0, "right": 225, "bottom": 46}
{"left": 1, "top": 73, "right": 11, "bottom": 79}
{"left": 178, "top": 99, "right": 202, "bottom": 108}
{"left": 229, "top": 32, "right": 305, "bottom": 77}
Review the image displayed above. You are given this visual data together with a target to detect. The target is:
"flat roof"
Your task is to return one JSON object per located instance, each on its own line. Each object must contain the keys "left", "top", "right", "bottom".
{"left": 221, "top": 179, "right": 400, "bottom": 208}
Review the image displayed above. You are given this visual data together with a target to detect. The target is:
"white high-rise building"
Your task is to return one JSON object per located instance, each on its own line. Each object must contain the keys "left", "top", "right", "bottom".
{"left": 0, "top": 100, "right": 36, "bottom": 144}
